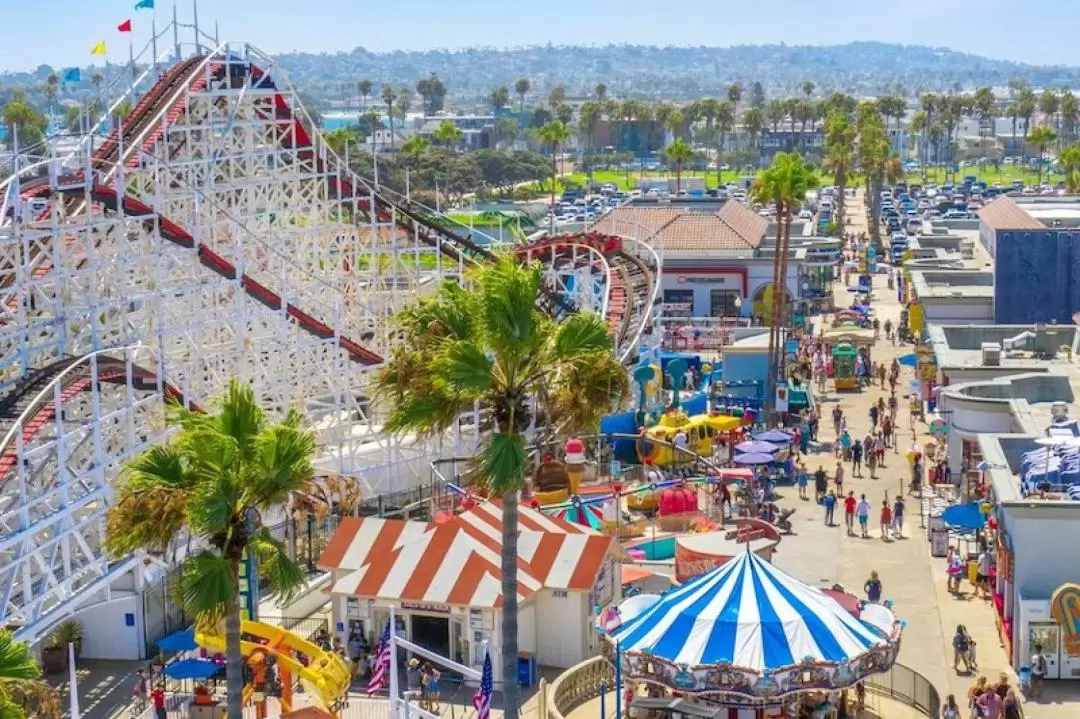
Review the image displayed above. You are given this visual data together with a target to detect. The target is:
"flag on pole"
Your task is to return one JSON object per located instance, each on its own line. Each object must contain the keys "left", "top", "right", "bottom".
{"left": 367, "top": 621, "right": 391, "bottom": 695}
{"left": 134, "top": 0, "right": 155, "bottom": 8}
{"left": 118, "top": 19, "right": 133, "bottom": 32}
{"left": 63, "top": 68, "right": 81, "bottom": 83}
{"left": 90, "top": 41, "right": 107, "bottom": 56}
{"left": 472, "top": 650, "right": 493, "bottom": 719}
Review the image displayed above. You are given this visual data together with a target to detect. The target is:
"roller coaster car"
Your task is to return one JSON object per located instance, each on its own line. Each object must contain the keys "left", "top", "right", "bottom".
{"left": 532, "top": 458, "right": 577, "bottom": 506}
{"left": 636, "top": 410, "right": 742, "bottom": 466}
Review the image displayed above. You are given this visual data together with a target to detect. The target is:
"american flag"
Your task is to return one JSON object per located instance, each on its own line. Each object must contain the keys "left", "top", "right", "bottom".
{"left": 472, "top": 650, "right": 493, "bottom": 719}
{"left": 367, "top": 621, "right": 392, "bottom": 695}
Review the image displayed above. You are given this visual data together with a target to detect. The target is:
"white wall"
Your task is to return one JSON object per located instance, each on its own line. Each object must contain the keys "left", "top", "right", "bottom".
{"left": 1005, "top": 511, "right": 1080, "bottom": 623}
{"left": 77, "top": 594, "right": 144, "bottom": 660}
{"left": 518, "top": 601, "right": 537, "bottom": 656}
{"left": 660, "top": 263, "right": 800, "bottom": 317}
{"left": 923, "top": 300, "right": 994, "bottom": 324}
{"left": 535, "top": 591, "right": 587, "bottom": 669}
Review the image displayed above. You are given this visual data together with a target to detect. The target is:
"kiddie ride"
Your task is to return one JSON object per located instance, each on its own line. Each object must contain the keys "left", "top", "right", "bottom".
{"left": 195, "top": 620, "right": 351, "bottom": 718}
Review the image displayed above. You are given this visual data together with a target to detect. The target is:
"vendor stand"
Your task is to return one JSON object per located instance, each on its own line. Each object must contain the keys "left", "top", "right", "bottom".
{"left": 830, "top": 343, "right": 859, "bottom": 391}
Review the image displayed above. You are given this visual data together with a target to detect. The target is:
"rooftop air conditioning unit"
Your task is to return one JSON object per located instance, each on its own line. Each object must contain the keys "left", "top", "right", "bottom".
{"left": 981, "top": 342, "right": 1001, "bottom": 366}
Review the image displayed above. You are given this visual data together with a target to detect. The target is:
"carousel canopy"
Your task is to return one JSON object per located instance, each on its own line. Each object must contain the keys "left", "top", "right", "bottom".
{"left": 610, "top": 551, "right": 889, "bottom": 672}
{"left": 544, "top": 500, "right": 605, "bottom": 530}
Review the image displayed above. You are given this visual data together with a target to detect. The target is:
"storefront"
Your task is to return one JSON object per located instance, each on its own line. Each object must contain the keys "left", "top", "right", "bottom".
{"left": 662, "top": 269, "right": 747, "bottom": 318}
{"left": 318, "top": 502, "right": 623, "bottom": 681}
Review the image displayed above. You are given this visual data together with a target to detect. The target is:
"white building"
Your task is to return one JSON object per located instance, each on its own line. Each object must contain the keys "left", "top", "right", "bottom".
{"left": 319, "top": 501, "right": 623, "bottom": 681}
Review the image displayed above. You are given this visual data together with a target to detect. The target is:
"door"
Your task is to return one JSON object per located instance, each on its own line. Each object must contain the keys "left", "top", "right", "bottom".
{"left": 1029, "top": 622, "right": 1061, "bottom": 679}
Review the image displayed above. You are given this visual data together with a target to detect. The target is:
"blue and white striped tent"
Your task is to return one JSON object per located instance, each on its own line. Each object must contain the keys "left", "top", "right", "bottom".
{"left": 610, "top": 551, "right": 891, "bottom": 672}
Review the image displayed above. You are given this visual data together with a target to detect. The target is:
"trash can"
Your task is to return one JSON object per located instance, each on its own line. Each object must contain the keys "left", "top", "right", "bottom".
{"left": 517, "top": 652, "right": 537, "bottom": 687}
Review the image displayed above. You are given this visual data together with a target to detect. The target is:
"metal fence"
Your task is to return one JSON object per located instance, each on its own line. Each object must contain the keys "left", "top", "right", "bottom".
{"left": 259, "top": 615, "right": 329, "bottom": 642}
{"left": 864, "top": 662, "right": 942, "bottom": 718}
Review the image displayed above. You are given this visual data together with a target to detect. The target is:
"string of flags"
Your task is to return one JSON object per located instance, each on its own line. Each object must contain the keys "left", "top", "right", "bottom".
{"left": 88, "top": 0, "right": 155, "bottom": 57}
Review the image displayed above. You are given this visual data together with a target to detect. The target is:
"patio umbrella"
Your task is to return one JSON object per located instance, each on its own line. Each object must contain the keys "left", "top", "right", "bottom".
{"left": 732, "top": 452, "right": 775, "bottom": 466}
{"left": 940, "top": 502, "right": 987, "bottom": 531}
{"left": 735, "top": 440, "right": 779, "bottom": 454}
{"left": 752, "top": 429, "right": 793, "bottom": 445}
{"left": 164, "top": 658, "right": 221, "bottom": 681}
{"left": 156, "top": 629, "right": 197, "bottom": 653}
{"left": 897, "top": 353, "right": 918, "bottom": 367}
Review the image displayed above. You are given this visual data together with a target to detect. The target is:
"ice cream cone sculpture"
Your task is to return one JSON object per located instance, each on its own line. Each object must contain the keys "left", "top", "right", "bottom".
{"left": 564, "top": 437, "right": 585, "bottom": 494}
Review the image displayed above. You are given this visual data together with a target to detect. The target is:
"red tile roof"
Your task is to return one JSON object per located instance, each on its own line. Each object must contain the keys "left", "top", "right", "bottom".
{"left": 977, "top": 196, "right": 1045, "bottom": 231}
{"left": 590, "top": 203, "right": 767, "bottom": 251}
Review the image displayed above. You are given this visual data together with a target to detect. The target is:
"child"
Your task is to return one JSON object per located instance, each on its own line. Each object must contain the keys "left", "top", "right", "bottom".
{"left": 880, "top": 499, "right": 893, "bottom": 540}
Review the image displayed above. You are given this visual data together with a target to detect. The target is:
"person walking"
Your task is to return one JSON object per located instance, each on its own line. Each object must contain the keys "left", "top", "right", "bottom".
{"left": 893, "top": 495, "right": 905, "bottom": 538}
{"left": 814, "top": 465, "right": 828, "bottom": 503}
{"left": 1030, "top": 642, "right": 1047, "bottom": 699}
{"left": 796, "top": 463, "right": 809, "bottom": 500}
{"left": 843, "top": 491, "right": 857, "bottom": 535}
{"left": 880, "top": 499, "right": 893, "bottom": 541}
{"left": 856, "top": 494, "right": 871, "bottom": 538}
{"left": 851, "top": 440, "right": 863, "bottom": 477}
{"left": 834, "top": 460, "right": 845, "bottom": 495}
{"left": 824, "top": 490, "right": 837, "bottom": 526}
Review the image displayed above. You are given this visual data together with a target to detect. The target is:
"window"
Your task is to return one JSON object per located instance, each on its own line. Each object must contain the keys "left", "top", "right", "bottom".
{"left": 710, "top": 290, "right": 740, "bottom": 317}
{"left": 663, "top": 289, "right": 694, "bottom": 318}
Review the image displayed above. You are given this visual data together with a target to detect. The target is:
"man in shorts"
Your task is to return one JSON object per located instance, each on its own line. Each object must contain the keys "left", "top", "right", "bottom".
{"left": 856, "top": 494, "right": 871, "bottom": 538}
{"left": 976, "top": 547, "right": 992, "bottom": 599}
{"left": 843, "top": 491, "right": 857, "bottom": 535}
{"left": 1031, "top": 643, "right": 1047, "bottom": 697}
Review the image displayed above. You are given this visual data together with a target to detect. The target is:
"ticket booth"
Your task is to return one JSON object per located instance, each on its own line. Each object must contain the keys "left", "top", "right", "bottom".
{"left": 1017, "top": 597, "right": 1061, "bottom": 679}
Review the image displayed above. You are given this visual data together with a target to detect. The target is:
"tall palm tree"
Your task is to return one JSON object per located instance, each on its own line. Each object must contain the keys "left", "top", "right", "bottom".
{"left": 727, "top": 83, "right": 743, "bottom": 114}
{"left": 373, "top": 256, "right": 627, "bottom": 719}
{"left": 595, "top": 82, "right": 608, "bottom": 102}
{"left": 1018, "top": 87, "right": 1037, "bottom": 162}
{"left": 741, "top": 107, "right": 765, "bottom": 168}
{"left": 1028, "top": 126, "right": 1058, "bottom": 186}
{"left": 664, "top": 138, "right": 695, "bottom": 195}
{"left": 1061, "top": 90, "right": 1079, "bottom": 145}
{"left": 823, "top": 112, "right": 856, "bottom": 230}
{"left": 514, "top": 77, "right": 531, "bottom": 114}
{"left": 909, "top": 110, "right": 929, "bottom": 181}
{"left": 752, "top": 153, "right": 819, "bottom": 418}
{"left": 434, "top": 119, "right": 464, "bottom": 149}
{"left": 357, "top": 79, "right": 373, "bottom": 124}
{"left": 381, "top": 85, "right": 397, "bottom": 150}
{"left": 578, "top": 101, "right": 603, "bottom": 181}
{"left": 104, "top": 380, "right": 317, "bottom": 719}
{"left": 538, "top": 119, "right": 570, "bottom": 231}
{"left": 715, "top": 100, "right": 735, "bottom": 183}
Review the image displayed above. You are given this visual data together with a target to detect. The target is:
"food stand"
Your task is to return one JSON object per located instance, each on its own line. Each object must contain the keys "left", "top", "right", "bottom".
{"left": 831, "top": 343, "right": 859, "bottom": 391}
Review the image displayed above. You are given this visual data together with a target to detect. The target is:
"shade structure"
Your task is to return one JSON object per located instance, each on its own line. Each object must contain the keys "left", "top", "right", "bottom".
{"left": 752, "top": 430, "right": 793, "bottom": 445}
{"left": 156, "top": 629, "right": 197, "bottom": 653}
{"left": 940, "top": 502, "right": 986, "bottom": 531}
{"left": 164, "top": 658, "right": 220, "bottom": 680}
{"left": 735, "top": 440, "right": 779, "bottom": 454}
{"left": 606, "top": 551, "right": 900, "bottom": 698}
{"left": 732, "top": 452, "right": 774, "bottom": 466}
{"left": 544, "top": 500, "right": 604, "bottom": 530}
{"left": 897, "top": 353, "right": 918, "bottom": 368}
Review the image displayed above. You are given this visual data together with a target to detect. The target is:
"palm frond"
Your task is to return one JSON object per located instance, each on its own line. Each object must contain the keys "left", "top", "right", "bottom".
{"left": 248, "top": 528, "right": 307, "bottom": 606}
{"left": 248, "top": 422, "right": 316, "bottom": 511}
{"left": 476, "top": 255, "right": 543, "bottom": 356}
{"left": 434, "top": 340, "right": 494, "bottom": 396}
{"left": 0, "top": 631, "right": 39, "bottom": 683}
{"left": 174, "top": 550, "right": 237, "bottom": 624}
{"left": 553, "top": 312, "right": 615, "bottom": 358}
{"left": 472, "top": 432, "right": 528, "bottom": 495}
{"left": 216, "top": 379, "right": 265, "bottom": 460}
{"left": 104, "top": 481, "right": 191, "bottom": 556}
{"left": 186, "top": 475, "right": 242, "bottom": 540}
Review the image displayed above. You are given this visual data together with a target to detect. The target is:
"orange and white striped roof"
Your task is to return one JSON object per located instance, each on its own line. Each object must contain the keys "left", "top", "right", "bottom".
{"left": 319, "top": 501, "right": 617, "bottom": 608}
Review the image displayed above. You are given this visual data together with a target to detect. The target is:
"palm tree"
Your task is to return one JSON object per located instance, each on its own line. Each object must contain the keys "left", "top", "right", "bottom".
{"left": 1059, "top": 141, "right": 1080, "bottom": 192}
{"left": 1040, "top": 90, "right": 1061, "bottom": 138}
{"left": 538, "top": 119, "right": 570, "bottom": 231}
{"left": 490, "top": 86, "right": 510, "bottom": 115}
{"left": 595, "top": 83, "right": 608, "bottom": 102}
{"left": 751, "top": 153, "right": 818, "bottom": 418}
{"left": 434, "top": 119, "right": 464, "bottom": 149}
{"left": 104, "top": 380, "right": 316, "bottom": 719}
{"left": 0, "top": 629, "right": 60, "bottom": 719}
{"left": 858, "top": 106, "right": 903, "bottom": 248}
{"left": 664, "top": 138, "right": 695, "bottom": 195}
{"left": 324, "top": 127, "right": 355, "bottom": 156}
{"left": 741, "top": 107, "right": 765, "bottom": 168}
{"left": 727, "top": 83, "right": 743, "bottom": 113}
{"left": 715, "top": 100, "right": 735, "bottom": 182}
{"left": 802, "top": 81, "right": 815, "bottom": 98}
{"left": 909, "top": 111, "right": 929, "bottom": 181}
{"left": 381, "top": 85, "right": 397, "bottom": 150}
{"left": 1061, "top": 90, "right": 1079, "bottom": 144}
{"left": 373, "top": 255, "right": 627, "bottom": 719}
{"left": 357, "top": 79, "right": 373, "bottom": 124}
{"left": 514, "top": 77, "right": 531, "bottom": 114}
{"left": 1018, "top": 87, "right": 1037, "bottom": 162}
{"left": 1028, "top": 126, "right": 1058, "bottom": 186}
{"left": 973, "top": 87, "right": 997, "bottom": 155}
{"left": 823, "top": 112, "right": 856, "bottom": 230}
{"left": 578, "top": 101, "right": 603, "bottom": 181}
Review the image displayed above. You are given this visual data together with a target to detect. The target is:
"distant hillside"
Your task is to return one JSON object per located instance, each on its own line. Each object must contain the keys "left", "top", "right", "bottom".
{"left": 274, "top": 41, "right": 1080, "bottom": 102}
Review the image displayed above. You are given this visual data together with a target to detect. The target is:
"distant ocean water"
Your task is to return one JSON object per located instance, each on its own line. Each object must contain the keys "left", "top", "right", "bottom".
{"left": 321, "top": 114, "right": 355, "bottom": 131}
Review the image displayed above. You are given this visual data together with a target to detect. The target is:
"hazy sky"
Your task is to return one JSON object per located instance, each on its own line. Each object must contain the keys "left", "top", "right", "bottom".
{"left": 2, "top": 0, "right": 1077, "bottom": 71}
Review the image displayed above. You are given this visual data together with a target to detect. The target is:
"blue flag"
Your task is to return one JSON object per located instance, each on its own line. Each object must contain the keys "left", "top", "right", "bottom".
{"left": 134, "top": 0, "right": 154, "bottom": 8}
{"left": 63, "top": 68, "right": 81, "bottom": 83}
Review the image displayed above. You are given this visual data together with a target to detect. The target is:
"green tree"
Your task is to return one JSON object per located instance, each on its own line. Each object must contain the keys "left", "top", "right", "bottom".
{"left": 1, "top": 90, "right": 47, "bottom": 150}
{"left": 802, "top": 80, "right": 815, "bottom": 98}
{"left": 1059, "top": 141, "right": 1080, "bottom": 192}
{"left": 490, "top": 86, "right": 510, "bottom": 114}
{"left": 548, "top": 83, "right": 567, "bottom": 110}
{"left": 399, "top": 135, "right": 430, "bottom": 170}
{"left": 751, "top": 153, "right": 818, "bottom": 417}
{"left": 324, "top": 127, "right": 356, "bottom": 156}
{"left": 434, "top": 120, "right": 464, "bottom": 149}
{"left": 577, "top": 101, "right": 603, "bottom": 180}
{"left": 104, "top": 380, "right": 317, "bottom": 719}
{"left": 357, "top": 78, "right": 373, "bottom": 125}
{"left": 1017, "top": 86, "right": 1037, "bottom": 161}
{"left": 663, "top": 138, "right": 695, "bottom": 195}
{"left": 595, "top": 83, "right": 608, "bottom": 102}
{"left": 0, "top": 629, "right": 60, "bottom": 719}
{"left": 741, "top": 107, "right": 765, "bottom": 167}
{"left": 858, "top": 106, "right": 903, "bottom": 247}
{"left": 973, "top": 87, "right": 997, "bottom": 155}
{"left": 726, "top": 82, "right": 743, "bottom": 110}
{"left": 1040, "top": 89, "right": 1061, "bottom": 138}
{"left": 416, "top": 73, "right": 447, "bottom": 115}
{"left": 1061, "top": 90, "right": 1079, "bottom": 144}
{"left": 1028, "top": 126, "right": 1058, "bottom": 186}
{"left": 823, "top": 112, "right": 856, "bottom": 230}
{"left": 374, "top": 256, "right": 627, "bottom": 719}
{"left": 514, "top": 77, "right": 531, "bottom": 114}
{"left": 537, "top": 119, "right": 570, "bottom": 230}
{"left": 381, "top": 85, "right": 397, "bottom": 150}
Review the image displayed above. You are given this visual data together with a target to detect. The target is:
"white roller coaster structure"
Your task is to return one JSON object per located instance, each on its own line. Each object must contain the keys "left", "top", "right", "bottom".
{"left": 0, "top": 28, "right": 660, "bottom": 645}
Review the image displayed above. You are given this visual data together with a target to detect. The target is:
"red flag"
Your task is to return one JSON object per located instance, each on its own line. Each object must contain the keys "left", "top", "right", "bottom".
{"left": 118, "top": 19, "right": 132, "bottom": 32}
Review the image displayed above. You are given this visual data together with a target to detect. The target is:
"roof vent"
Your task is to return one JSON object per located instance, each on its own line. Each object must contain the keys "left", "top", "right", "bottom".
{"left": 981, "top": 342, "right": 1001, "bottom": 366}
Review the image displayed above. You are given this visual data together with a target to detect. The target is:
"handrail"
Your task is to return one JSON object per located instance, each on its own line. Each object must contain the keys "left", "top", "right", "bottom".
{"left": 616, "top": 238, "right": 662, "bottom": 365}
{"left": 520, "top": 241, "right": 612, "bottom": 321}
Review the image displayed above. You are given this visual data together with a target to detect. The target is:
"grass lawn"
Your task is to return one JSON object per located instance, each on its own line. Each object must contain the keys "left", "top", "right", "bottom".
{"left": 562, "top": 169, "right": 749, "bottom": 192}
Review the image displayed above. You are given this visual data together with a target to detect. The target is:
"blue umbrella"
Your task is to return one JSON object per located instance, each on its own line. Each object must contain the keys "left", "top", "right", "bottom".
{"left": 735, "top": 440, "right": 779, "bottom": 454}
{"left": 733, "top": 452, "right": 775, "bottom": 466}
{"left": 940, "top": 502, "right": 986, "bottom": 531}
{"left": 156, "top": 629, "right": 197, "bottom": 653}
{"left": 753, "top": 429, "right": 793, "bottom": 445}
{"left": 164, "top": 658, "right": 220, "bottom": 680}
{"left": 897, "top": 353, "right": 918, "bottom": 368}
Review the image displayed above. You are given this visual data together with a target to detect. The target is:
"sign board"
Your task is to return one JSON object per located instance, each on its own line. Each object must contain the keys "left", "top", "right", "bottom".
{"left": 401, "top": 601, "right": 451, "bottom": 614}
{"left": 928, "top": 516, "right": 949, "bottom": 557}
{"left": 469, "top": 608, "right": 494, "bottom": 631}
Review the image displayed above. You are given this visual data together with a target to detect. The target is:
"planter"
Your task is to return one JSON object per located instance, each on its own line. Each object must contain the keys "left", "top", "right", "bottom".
{"left": 41, "top": 646, "right": 68, "bottom": 674}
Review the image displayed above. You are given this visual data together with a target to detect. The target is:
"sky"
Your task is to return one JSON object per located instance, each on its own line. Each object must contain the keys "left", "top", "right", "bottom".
{"left": 2, "top": 0, "right": 1078, "bottom": 72}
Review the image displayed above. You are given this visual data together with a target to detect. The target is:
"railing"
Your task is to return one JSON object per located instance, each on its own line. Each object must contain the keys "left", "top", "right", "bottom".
{"left": 543, "top": 658, "right": 940, "bottom": 719}
{"left": 863, "top": 662, "right": 942, "bottom": 719}
{"left": 547, "top": 656, "right": 613, "bottom": 719}
{"left": 259, "top": 615, "right": 329, "bottom": 641}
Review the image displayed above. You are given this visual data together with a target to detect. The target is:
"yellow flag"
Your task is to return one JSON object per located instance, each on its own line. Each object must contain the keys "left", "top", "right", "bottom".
{"left": 90, "top": 41, "right": 107, "bottom": 56}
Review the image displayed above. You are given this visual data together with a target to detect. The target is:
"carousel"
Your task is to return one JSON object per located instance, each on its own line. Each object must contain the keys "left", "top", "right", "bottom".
{"left": 600, "top": 551, "right": 903, "bottom": 718}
